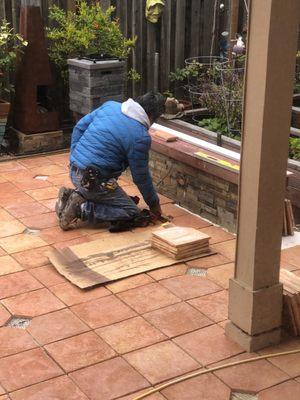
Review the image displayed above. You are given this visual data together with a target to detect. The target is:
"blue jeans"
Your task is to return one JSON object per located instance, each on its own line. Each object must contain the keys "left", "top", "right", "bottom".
{"left": 70, "top": 168, "right": 141, "bottom": 223}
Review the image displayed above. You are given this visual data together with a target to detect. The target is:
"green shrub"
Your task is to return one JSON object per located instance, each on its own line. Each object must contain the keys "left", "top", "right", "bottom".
{"left": 46, "top": 1, "right": 136, "bottom": 80}
{"left": 289, "top": 137, "right": 300, "bottom": 160}
{"left": 0, "top": 20, "right": 27, "bottom": 97}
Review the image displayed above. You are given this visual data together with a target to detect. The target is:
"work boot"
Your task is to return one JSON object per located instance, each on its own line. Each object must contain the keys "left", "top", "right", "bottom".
{"left": 55, "top": 187, "right": 74, "bottom": 219}
{"left": 59, "top": 191, "right": 85, "bottom": 231}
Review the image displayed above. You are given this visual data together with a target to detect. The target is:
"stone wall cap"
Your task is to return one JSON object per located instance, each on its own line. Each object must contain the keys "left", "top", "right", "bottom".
{"left": 67, "top": 58, "right": 126, "bottom": 70}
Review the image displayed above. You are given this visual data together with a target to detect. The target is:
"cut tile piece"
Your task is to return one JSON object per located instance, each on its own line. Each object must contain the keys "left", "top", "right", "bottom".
{"left": 0, "top": 255, "right": 23, "bottom": 276}
{"left": 258, "top": 380, "right": 300, "bottom": 400}
{"left": 5, "top": 201, "right": 49, "bottom": 219}
{"left": 27, "top": 308, "right": 89, "bottom": 345}
{"left": 0, "top": 304, "right": 11, "bottom": 327}
{"left": 258, "top": 338, "right": 300, "bottom": 378}
{"left": 118, "top": 283, "right": 181, "bottom": 314}
{"left": 173, "top": 324, "right": 243, "bottom": 366}
{"left": 12, "top": 246, "right": 52, "bottom": 269}
{"left": 30, "top": 265, "right": 66, "bottom": 287}
{"left": 172, "top": 214, "right": 211, "bottom": 229}
{"left": 96, "top": 316, "right": 166, "bottom": 354}
{"left": 0, "top": 220, "right": 26, "bottom": 238}
{"left": 188, "top": 290, "right": 229, "bottom": 323}
{"left": 45, "top": 331, "right": 115, "bottom": 372}
{"left": 71, "top": 295, "right": 136, "bottom": 329}
{"left": 106, "top": 273, "right": 154, "bottom": 293}
{"left": 182, "top": 254, "right": 231, "bottom": 270}
{"left": 0, "top": 271, "right": 42, "bottom": 299}
{"left": 25, "top": 186, "right": 59, "bottom": 201}
{"left": 0, "top": 348, "right": 63, "bottom": 392}
{"left": 161, "top": 373, "right": 231, "bottom": 400}
{"left": 143, "top": 302, "right": 212, "bottom": 338}
{"left": 0, "top": 233, "right": 47, "bottom": 254}
{"left": 9, "top": 375, "right": 89, "bottom": 400}
{"left": 206, "top": 263, "right": 234, "bottom": 289}
{"left": 124, "top": 341, "right": 199, "bottom": 385}
{"left": 2, "top": 288, "right": 65, "bottom": 317}
{"left": 147, "top": 263, "right": 188, "bottom": 281}
{"left": 0, "top": 326, "right": 37, "bottom": 357}
{"left": 50, "top": 281, "right": 110, "bottom": 306}
{"left": 69, "top": 357, "right": 149, "bottom": 400}
{"left": 214, "top": 353, "right": 289, "bottom": 393}
{"left": 160, "top": 275, "right": 221, "bottom": 300}
{"left": 211, "top": 240, "right": 236, "bottom": 261}
{"left": 20, "top": 212, "right": 58, "bottom": 230}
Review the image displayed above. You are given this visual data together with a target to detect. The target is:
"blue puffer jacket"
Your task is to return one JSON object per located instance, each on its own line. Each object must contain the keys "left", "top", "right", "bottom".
{"left": 70, "top": 101, "right": 159, "bottom": 207}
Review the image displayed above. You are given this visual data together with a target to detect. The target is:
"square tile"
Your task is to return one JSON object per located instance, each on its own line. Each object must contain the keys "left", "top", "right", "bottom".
{"left": 20, "top": 212, "right": 58, "bottom": 230}
{"left": 118, "top": 390, "right": 165, "bottom": 400}
{"left": 0, "top": 208, "right": 15, "bottom": 221}
{"left": 31, "top": 165, "right": 67, "bottom": 176}
{"left": 0, "top": 220, "right": 26, "bottom": 238}
{"left": 0, "top": 255, "right": 23, "bottom": 276}
{"left": 0, "top": 271, "right": 42, "bottom": 299}
{"left": 200, "top": 225, "right": 235, "bottom": 244}
{"left": 71, "top": 295, "right": 136, "bottom": 329}
{"left": 173, "top": 324, "right": 243, "bottom": 366}
{"left": 12, "top": 246, "right": 52, "bottom": 269}
{"left": 27, "top": 308, "right": 89, "bottom": 345}
{"left": 0, "top": 348, "right": 62, "bottom": 391}
{"left": 39, "top": 226, "right": 85, "bottom": 245}
{"left": 281, "top": 245, "right": 300, "bottom": 267}
{"left": 0, "top": 161, "right": 26, "bottom": 173}
{"left": 161, "top": 373, "right": 231, "bottom": 400}
{"left": 143, "top": 302, "right": 212, "bottom": 338}
{"left": 172, "top": 214, "right": 211, "bottom": 229}
{"left": 69, "top": 357, "right": 149, "bottom": 400}
{"left": 50, "top": 281, "right": 111, "bottom": 306}
{"left": 206, "top": 263, "right": 234, "bottom": 289}
{"left": 258, "top": 338, "right": 300, "bottom": 378}
{"left": 147, "top": 264, "right": 188, "bottom": 281}
{"left": 45, "top": 331, "right": 115, "bottom": 372}
{"left": 186, "top": 254, "right": 231, "bottom": 269}
{"left": 160, "top": 275, "right": 221, "bottom": 300}
{"left": 211, "top": 240, "right": 236, "bottom": 261}
{"left": 96, "top": 316, "right": 166, "bottom": 354}
{"left": 161, "top": 204, "right": 188, "bottom": 218}
{"left": 0, "top": 304, "right": 11, "bottom": 327}
{"left": 118, "top": 283, "right": 181, "bottom": 314}
{"left": 124, "top": 341, "right": 199, "bottom": 385}
{"left": 4, "top": 202, "right": 49, "bottom": 219}
{"left": 53, "top": 236, "right": 91, "bottom": 250}
{"left": 0, "top": 327, "right": 37, "bottom": 357}
{"left": 258, "top": 380, "right": 300, "bottom": 400}
{"left": 106, "top": 273, "right": 154, "bottom": 293}
{"left": 38, "top": 198, "right": 57, "bottom": 211}
{"left": 9, "top": 375, "right": 89, "bottom": 400}
{"left": 0, "top": 234, "right": 47, "bottom": 254}
{"left": 25, "top": 187, "right": 59, "bottom": 201}
{"left": 2, "top": 288, "right": 65, "bottom": 318}
{"left": 0, "top": 192, "right": 34, "bottom": 208}
{"left": 18, "top": 156, "right": 53, "bottom": 169}
{"left": 46, "top": 173, "right": 73, "bottom": 186}
{"left": 30, "top": 265, "right": 66, "bottom": 287}
{"left": 13, "top": 178, "right": 50, "bottom": 191}
{"left": 188, "top": 290, "right": 229, "bottom": 323}
{"left": 214, "top": 353, "right": 289, "bottom": 393}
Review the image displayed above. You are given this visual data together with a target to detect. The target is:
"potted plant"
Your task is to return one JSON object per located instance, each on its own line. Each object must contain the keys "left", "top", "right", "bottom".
{"left": 46, "top": 0, "right": 136, "bottom": 116}
{"left": 0, "top": 20, "right": 27, "bottom": 142}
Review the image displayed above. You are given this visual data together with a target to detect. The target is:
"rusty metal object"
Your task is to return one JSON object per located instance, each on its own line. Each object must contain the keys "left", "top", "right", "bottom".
{"left": 13, "top": 5, "right": 59, "bottom": 134}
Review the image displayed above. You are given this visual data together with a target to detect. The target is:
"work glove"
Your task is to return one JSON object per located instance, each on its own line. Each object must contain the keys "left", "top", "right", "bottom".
{"left": 150, "top": 202, "right": 162, "bottom": 218}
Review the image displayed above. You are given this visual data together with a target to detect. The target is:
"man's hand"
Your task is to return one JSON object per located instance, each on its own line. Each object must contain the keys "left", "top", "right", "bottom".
{"left": 150, "top": 202, "right": 162, "bottom": 217}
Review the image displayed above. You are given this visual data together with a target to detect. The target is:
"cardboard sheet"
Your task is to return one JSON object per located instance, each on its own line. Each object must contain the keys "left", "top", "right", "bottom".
{"left": 48, "top": 234, "right": 215, "bottom": 289}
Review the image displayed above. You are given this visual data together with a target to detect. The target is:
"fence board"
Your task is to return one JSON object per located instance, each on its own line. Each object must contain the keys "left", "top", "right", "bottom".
{"left": 174, "top": 0, "right": 186, "bottom": 69}
{"left": 160, "top": 0, "right": 172, "bottom": 92}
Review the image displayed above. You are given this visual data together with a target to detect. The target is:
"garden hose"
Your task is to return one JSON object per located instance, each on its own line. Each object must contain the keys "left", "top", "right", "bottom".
{"left": 132, "top": 348, "right": 300, "bottom": 400}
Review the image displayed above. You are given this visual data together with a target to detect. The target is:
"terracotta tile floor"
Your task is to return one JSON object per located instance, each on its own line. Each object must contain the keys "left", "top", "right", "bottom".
{"left": 0, "top": 153, "right": 299, "bottom": 399}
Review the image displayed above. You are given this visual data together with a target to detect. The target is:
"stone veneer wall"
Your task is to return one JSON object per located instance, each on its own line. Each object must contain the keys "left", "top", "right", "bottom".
{"left": 149, "top": 150, "right": 239, "bottom": 233}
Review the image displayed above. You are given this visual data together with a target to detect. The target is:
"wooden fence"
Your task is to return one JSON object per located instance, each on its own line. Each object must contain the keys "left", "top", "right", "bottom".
{"left": 1, "top": 0, "right": 249, "bottom": 97}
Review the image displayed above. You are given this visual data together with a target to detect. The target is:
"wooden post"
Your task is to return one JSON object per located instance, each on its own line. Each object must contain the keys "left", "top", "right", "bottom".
{"left": 229, "top": 0, "right": 239, "bottom": 60}
{"left": 226, "top": 0, "right": 300, "bottom": 351}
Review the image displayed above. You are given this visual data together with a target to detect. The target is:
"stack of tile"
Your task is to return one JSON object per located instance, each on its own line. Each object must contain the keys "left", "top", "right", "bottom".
{"left": 151, "top": 226, "right": 210, "bottom": 260}
{"left": 280, "top": 269, "right": 300, "bottom": 336}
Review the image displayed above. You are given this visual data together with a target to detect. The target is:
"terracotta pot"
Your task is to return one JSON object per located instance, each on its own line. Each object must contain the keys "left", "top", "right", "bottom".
{"left": 0, "top": 100, "right": 10, "bottom": 119}
{"left": 292, "top": 94, "right": 300, "bottom": 129}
